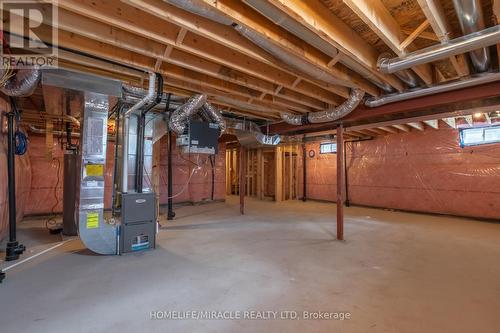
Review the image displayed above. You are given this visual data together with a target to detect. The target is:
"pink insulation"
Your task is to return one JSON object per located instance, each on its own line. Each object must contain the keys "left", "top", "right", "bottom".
{"left": 21, "top": 134, "right": 225, "bottom": 218}
{"left": 305, "top": 128, "right": 500, "bottom": 220}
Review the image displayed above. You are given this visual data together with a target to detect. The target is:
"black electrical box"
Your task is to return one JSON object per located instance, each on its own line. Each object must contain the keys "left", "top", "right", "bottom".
{"left": 177, "top": 120, "right": 220, "bottom": 154}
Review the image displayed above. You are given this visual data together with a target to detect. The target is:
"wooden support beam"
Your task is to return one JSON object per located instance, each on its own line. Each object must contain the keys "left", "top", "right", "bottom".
{"left": 378, "top": 126, "right": 398, "bottom": 134}
{"left": 239, "top": 147, "right": 246, "bottom": 214}
{"left": 399, "top": 20, "right": 430, "bottom": 50}
{"left": 265, "top": 0, "right": 404, "bottom": 91}
{"left": 401, "top": 28, "right": 439, "bottom": 42}
{"left": 336, "top": 124, "right": 344, "bottom": 241}
{"left": 423, "top": 119, "right": 439, "bottom": 129}
{"left": 392, "top": 124, "right": 410, "bottom": 132}
{"left": 275, "top": 146, "right": 283, "bottom": 202}
{"left": 119, "top": 0, "right": 355, "bottom": 98}
{"left": 198, "top": 0, "right": 379, "bottom": 96}
{"left": 256, "top": 148, "right": 263, "bottom": 200}
{"left": 442, "top": 117, "right": 456, "bottom": 129}
{"left": 47, "top": 1, "right": 342, "bottom": 106}
{"left": 327, "top": 53, "right": 343, "bottom": 68}
{"left": 343, "top": 0, "right": 434, "bottom": 85}
{"left": 464, "top": 115, "right": 474, "bottom": 127}
{"left": 416, "top": 0, "right": 470, "bottom": 77}
{"left": 407, "top": 122, "right": 425, "bottom": 131}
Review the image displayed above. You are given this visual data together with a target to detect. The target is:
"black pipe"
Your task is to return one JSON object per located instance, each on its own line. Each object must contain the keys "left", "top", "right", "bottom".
{"left": 5, "top": 111, "right": 25, "bottom": 261}
{"left": 111, "top": 104, "right": 123, "bottom": 215}
{"left": 302, "top": 142, "right": 307, "bottom": 202}
{"left": 209, "top": 155, "right": 215, "bottom": 201}
{"left": 166, "top": 93, "right": 175, "bottom": 220}
{"left": 135, "top": 113, "right": 146, "bottom": 193}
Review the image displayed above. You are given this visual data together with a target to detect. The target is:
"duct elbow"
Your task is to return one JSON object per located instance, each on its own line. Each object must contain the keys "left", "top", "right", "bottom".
{"left": 0, "top": 68, "right": 41, "bottom": 97}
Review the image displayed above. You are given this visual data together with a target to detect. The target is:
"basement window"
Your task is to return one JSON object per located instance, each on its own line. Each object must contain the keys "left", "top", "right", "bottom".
{"left": 320, "top": 142, "right": 337, "bottom": 154}
{"left": 460, "top": 125, "right": 500, "bottom": 147}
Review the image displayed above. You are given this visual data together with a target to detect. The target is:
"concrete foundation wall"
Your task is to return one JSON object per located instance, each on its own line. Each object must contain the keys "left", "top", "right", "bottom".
{"left": 304, "top": 128, "right": 500, "bottom": 220}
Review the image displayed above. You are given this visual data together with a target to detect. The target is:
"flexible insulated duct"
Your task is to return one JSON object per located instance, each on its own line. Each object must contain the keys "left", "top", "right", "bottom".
{"left": 281, "top": 88, "right": 364, "bottom": 125}
{"left": 202, "top": 102, "right": 227, "bottom": 134}
{"left": 0, "top": 68, "right": 41, "bottom": 97}
{"left": 169, "top": 94, "right": 207, "bottom": 134}
{"left": 452, "top": 0, "right": 491, "bottom": 72}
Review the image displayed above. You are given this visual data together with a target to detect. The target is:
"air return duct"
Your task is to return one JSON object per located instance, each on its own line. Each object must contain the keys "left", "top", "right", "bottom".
{"left": 169, "top": 94, "right": 208, "bottom": 134}
{"left": 281, "top": 88, "right": 365, "bottom": 125}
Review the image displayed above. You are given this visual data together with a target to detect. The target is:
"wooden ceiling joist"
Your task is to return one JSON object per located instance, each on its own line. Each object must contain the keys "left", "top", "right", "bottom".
{"left": 34, "top": 0, "right": 345, "bottom": 120}
{"left": 259, "top": 0, "right": 405, "bottom": 92}
{"left": 196, "top": 0, "right": 379, "bottom": 96}
{"left": 342, "top": 0, "right": 433, "bottom": 85}
{"left": 416, "top": 0, "right": 470, "bottom": 77}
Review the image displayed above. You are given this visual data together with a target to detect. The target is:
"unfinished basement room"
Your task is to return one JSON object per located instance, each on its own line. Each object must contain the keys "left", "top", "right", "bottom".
{"left": 1, "top": 0, "right": 500, "bottom": 332}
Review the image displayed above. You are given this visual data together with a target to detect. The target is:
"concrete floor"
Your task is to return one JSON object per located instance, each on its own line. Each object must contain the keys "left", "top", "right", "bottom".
{"left": 1, "top": 197, "right": 500, "bottom": 332}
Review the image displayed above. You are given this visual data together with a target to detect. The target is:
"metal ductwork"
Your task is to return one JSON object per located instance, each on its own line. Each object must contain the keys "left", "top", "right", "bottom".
{"left": 234, "top": 24, "right": 355, "bottom": 88}
{"left": 225, "top": 118, "right": 281, "bottom": 147}
{"left": 365, "top": 71, "right": 500, "bottom": 107}
{"left": 169, "top": 94, "right": 207, "bottom": 134}
{"left": 281, "top": 88, "right": 365, "bottom": 125}
{"left": 163, "top": 0, "right": 232, "bottom": 25}
{"left": 122, "top": 73, "right": 156, "bottom": 193}
{"left": 378, "top": 25, "right": 500, "bottom": 74}
{"left": 242, "top": 0, "right": 395, "bottom": 93}
{"left": 452, "top": 0, "right": 491, "bottom": 72}
{"left": 0, "top": 68, "right": 41, "bottom": 97}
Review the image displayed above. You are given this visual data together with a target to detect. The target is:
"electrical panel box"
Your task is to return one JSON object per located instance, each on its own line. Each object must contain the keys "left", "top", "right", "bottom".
{"left": 120, "top": 192, "right": 156, "bottom": 253}
{"left": 176, "top": 120, "right": 220, "bottom": 154}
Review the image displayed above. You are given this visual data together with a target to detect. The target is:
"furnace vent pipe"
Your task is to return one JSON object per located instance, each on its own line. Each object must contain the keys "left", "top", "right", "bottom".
{"left": 281, "top": 88, "right": 365, "bottom": 125}
{"left": 452, "top": 0, "right": 491, "bottom": 72}
{"left": 365, "top": 71, "right": 500, "bottom": 107}
{"left": 378, "top": 25, "right": 500, "bottom": 74}
{"left": 122, "top": 72, "right": 155, "bottom": 193}
{"left": 0, "top": 68, "right": 41, "bottom": 97}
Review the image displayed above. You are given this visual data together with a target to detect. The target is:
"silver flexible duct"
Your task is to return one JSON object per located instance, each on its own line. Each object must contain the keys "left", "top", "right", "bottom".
{"left": 202, "top": 102, "right": 227, "bottom": 133}
{"left": 169, "top": 94, "right": 207, "bottom": 134}
{"left": 0, "top": 68, "right": 41, "bottom": 97}
{"left": 234, "top": 24, "right": 355, "bottom": 88}
{"left": 281, "top": 88, "right": 365, "bottom": 124}
{"left": 122, "top": 73, "right": 156, "bottom": 193}
{"left": 163, "top": 0, "right": 232, "bottom": 25}
{"left": 365, "top": 71, "right": 500, "bottom": 107}
{"left": 452, "top": 0, "right": 490, "bottom": 72}
{"left": 378, "top": 25, "right": 500, "bottom": 73}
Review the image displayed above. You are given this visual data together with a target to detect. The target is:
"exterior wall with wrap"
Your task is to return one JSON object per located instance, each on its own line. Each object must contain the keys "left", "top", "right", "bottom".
{"left": 17, "top": 134, "right": 225, "bottom": 219}
{"left": 304, "top": 128, "right": 500, "bottom": 220}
